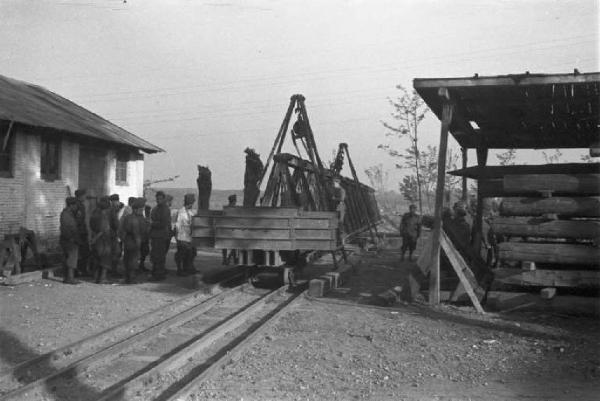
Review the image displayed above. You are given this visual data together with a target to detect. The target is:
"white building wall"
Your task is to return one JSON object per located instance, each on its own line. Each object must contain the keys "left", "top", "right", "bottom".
{"left": 0, "top": 128, "right": 147, "bottom": 252}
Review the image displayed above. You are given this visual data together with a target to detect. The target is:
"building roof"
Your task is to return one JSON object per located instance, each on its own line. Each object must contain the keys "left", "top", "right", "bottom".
{"left": 413, "top": 71, "right": 600, "bottom": 149}
{"left": 0, "top": 74, "right": 163, "bottom": 153}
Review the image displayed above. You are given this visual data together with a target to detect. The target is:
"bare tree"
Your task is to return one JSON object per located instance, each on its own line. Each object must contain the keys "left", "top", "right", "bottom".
{"left": 379, "top": 85, "right": 429, "bottom": 215}
{"left": 365, "top": 164, "right": 390, "bottom": 210}
{"left": 542, "top": 149, "right": 563, "bottom": 164}
{"left": 496, "top": 148, "right": 517, "bottom": 166}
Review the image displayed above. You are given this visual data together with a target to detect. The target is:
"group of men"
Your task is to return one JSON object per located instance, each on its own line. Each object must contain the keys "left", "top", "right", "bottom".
{"left": 59, "top": 189, "right": 198, "bottom": 285}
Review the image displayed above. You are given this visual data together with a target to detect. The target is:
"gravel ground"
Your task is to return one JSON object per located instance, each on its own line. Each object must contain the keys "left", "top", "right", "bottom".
{"left": 1, "top": 246, "right": 599, "bottom": 401}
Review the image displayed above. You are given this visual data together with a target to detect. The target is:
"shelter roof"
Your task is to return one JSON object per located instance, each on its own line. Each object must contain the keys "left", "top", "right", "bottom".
{"left": 0, "top": 74, "right": 163, "bottom": 153}
{"left": 413, "top": 71, "right": 600, "bottom": 149}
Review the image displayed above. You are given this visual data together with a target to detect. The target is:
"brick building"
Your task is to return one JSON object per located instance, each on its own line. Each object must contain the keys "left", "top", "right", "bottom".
{"left": 0, "top": 74, "right": 162, "bottom": 250}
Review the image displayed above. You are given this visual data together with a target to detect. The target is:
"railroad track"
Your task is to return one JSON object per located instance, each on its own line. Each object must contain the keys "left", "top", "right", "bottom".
{"left": 0, "top": 280, "right": 302, "bottom": 401}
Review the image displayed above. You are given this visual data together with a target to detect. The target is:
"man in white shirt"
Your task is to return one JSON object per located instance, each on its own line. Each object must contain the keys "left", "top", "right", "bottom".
{"left": 175, "top": 193, "right": 196, "bottom": 276}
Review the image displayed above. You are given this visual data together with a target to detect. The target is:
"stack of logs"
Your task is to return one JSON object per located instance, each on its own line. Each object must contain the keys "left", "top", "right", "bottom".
{"left": 488, "top": 169, "right": 600, "bottom": 314}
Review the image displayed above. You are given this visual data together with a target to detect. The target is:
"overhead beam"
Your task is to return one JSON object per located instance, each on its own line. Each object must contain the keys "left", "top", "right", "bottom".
{"left": 413, "top": 72, "right": 600, "bottom": 89}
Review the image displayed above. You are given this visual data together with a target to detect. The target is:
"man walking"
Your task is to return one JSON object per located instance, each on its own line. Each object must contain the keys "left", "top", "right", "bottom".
{"left": 400, "top": 204, "right": 421, "bottom": 262}
{"left": 59, "top": 197, "right": 80, "bottom": 284}
{"left": 175, "top": 194, "right": 197, "bottom": 276}
{"left": 150, "top": 191, "right": 171, "bottom": 281}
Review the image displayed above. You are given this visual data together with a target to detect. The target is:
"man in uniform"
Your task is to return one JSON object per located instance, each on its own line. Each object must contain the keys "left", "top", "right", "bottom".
{"left": 400, "top": 204, "right": 421, "bottom": 262}
{"left": 108, "top": 194, "right": 123, "bottom": 276}
{"left": 222, "top": 194, "right": 237, "bottom": 265}
{"left": 150, "top": 191, "right": 171, "bottom": 281}
{"left": 90, "top": 196, "right": 112, "bottom": 283}
{"left": 74, "top": 189, "right": 90, "bottom": 276}
{"left": 138, "top": 203, "right": 152, "bottom": 272}
{"left": 175, "top": 193, "right": 197, "bottom": 276}
{"left": 119, "top": 198, "right": 145, "bottom": 284}
{"left": 331, "top": 176, "right": 347, "bottom": 243}
{"left": 59, "top": 197, "right": 81, "bottom": 284}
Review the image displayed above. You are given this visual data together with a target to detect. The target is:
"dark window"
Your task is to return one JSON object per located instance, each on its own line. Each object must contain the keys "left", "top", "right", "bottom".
{"left": 0, "top": 123, "right": 15, "bottom": 178}
{"left": 41, "top": 136, "right": 60, "bottom": 181}
{"left": 115, "top": 153, "right": 128, "bottom": 185}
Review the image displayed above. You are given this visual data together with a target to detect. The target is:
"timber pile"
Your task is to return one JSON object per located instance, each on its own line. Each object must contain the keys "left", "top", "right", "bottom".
{"left": 488, "top": 164, "right": 600, "bottom": 315}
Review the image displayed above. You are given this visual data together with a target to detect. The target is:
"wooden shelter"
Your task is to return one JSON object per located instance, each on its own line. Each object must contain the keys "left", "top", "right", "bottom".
{"left": 414, "top": 71, "right": 600, "bottom": 313}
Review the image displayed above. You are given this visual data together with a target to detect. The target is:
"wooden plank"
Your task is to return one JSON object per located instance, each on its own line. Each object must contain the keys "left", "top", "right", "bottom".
{"left": 504, "top": 174, "right": 600, "bottom": 196}
{"left": 449, "top": 163, "right": 600, "bottom": 179}
{"left": 498, "top": 242, "right": 600, "bottom": 265}
{"left": 215, "top": 227, "right": 333, "bottom": 241}
{"left": 493, "top": 268, "right": 600, "bottom": 288}
{"left": 215, "top": 239, "right": 335, "bottom": 251}
{"left": 4, "top": 267, "right": 60, "bottom": 286}
{"left": 429, "top": 96, "right": 453, "bottom": 306}
{"left": 440, "top": 230, "right": 485, "bottom": 313}
{"left": 500, "top": 197, "right": 600, "bottom": 217}
{"left": 222, "top": 206, "right": 299, "bottom": 217}
{"left": 486, "top": 291, "right": 600, "bottom": 317}
{"left": 491, "top": 217, "right": 600, "bottom": 239}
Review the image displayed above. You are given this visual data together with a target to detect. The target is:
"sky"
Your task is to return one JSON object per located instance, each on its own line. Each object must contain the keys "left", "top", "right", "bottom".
{"left": 1, "top": 0, "right": 598, "bottom": 189}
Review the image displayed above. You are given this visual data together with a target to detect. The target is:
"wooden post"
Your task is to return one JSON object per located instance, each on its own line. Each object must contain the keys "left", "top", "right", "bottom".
{"left": 461, "top": 147, "right": 468, "bottom": 202}
{"left": 429, "top": 88, "right": 453, "bottom": 306}
{"left": 471, "top": 147, "right": 488, "bottom": 254}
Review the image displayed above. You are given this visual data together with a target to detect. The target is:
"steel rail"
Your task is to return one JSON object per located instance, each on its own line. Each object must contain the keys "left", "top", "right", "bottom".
{"left": 95, "top": 285, "right": 292, "bottom": 401}
{"left": 167, "top": 290, "right": 304, "bottom": 401}
{"left": 0, "top": 281, "right": 247, "bottom": 401}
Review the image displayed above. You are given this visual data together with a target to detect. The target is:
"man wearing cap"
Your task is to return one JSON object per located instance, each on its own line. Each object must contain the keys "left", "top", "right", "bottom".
{"left": 175, "top": 194, "right": 197, "bottom": 276}
{"left": 90, "top": 196, "right": 112, "bottom": 283}
{"left": 139, "top": 203, "right": 152, "bottom": 272}
{"left": 222, "top": 194, "right": 237, "bottom": 265}
{"left": 74, "top": 189, "right": 90, "bottom": 276}
{"left": 109, "top": 194, "right": 123, "bottom": 276}
{"left": 59, "top": 197, "right": 81, "bottom": 284}
{"left": 331, "top": 176, "right": 347, "bottom": 243}
{"left": 150, "top": 191, "right": 171, "bottom": 280}
{"left": 119, "top": 198, "right": 145, "bottom": 284}
{"left": 400, "top": 204, "right": 421, "bottom": 262}
{"left": 120, "top": 197, "right": 136, "bottom": 221}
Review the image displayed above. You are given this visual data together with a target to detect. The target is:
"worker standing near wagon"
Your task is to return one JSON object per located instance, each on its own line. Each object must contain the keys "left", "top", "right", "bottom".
{"left": 400, "top": 204, "right": 421, "bottom": 262}
{"left": 331, "top": 176, "right": 347, "bottom": 241}
{"left": 175, "top": 193, "right": 197, "bottom": 276}
{"left": 74, "top": 189, "right": 90, "bottom": 276}
{"left": 59, "top": 197, "right": 81, "bottom": 284}
{"left": 90, "top": 196, "right": 112, "bottom": 284}
{"left": 138, "top": 204, "right": 152, "bottom": 272}
{"left": 150, "top": 191, "right": 171, "bottom": 281}
{"left": 109, "top": 194, "right": 123, "bottom": 276}
{"left": 119, "top": 198, "right": 145, "bottom": 284}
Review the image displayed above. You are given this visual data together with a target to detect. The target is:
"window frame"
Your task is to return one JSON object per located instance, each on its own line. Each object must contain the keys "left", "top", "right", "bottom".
{"left": 115, "top": 152, "right": 129, "bottom": 186}
{"left": 40, "top": 135, "right": 61, "bottom": 182}
{"left": 0, "top": 122, "right": 15, "bottom": 178}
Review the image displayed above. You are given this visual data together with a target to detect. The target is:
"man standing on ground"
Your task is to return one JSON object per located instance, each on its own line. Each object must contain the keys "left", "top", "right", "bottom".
{"left": 59, "top": 197, "right": 80, "bottom": 284}
{"left": 332, "top": 176, "right": 347, "bottom": 243}
{"left": 150, "top": 191, "right": 171, "bottom": 281}
{"left": 109, "top": 194, "right": 123, "bottom": 276}
{"left": 400, "top": 204, "right": 421, "bottom": 262}
{"left": 175, "top": 194, "right": 197, "bottom": 276}
{"left": 139, "top": 204, "right": 152, "bottom": 272}
{"left": 222, "top": 194, "right": 237, "bottom": 265}
{"left": 90, "top": 196, "right": 112, "bottom": 284}
{"left": 74, "top": 189, "right": 90, "bottom": 276}
{"left": 119, "top": 198, "right": 145, "bottom": 284}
